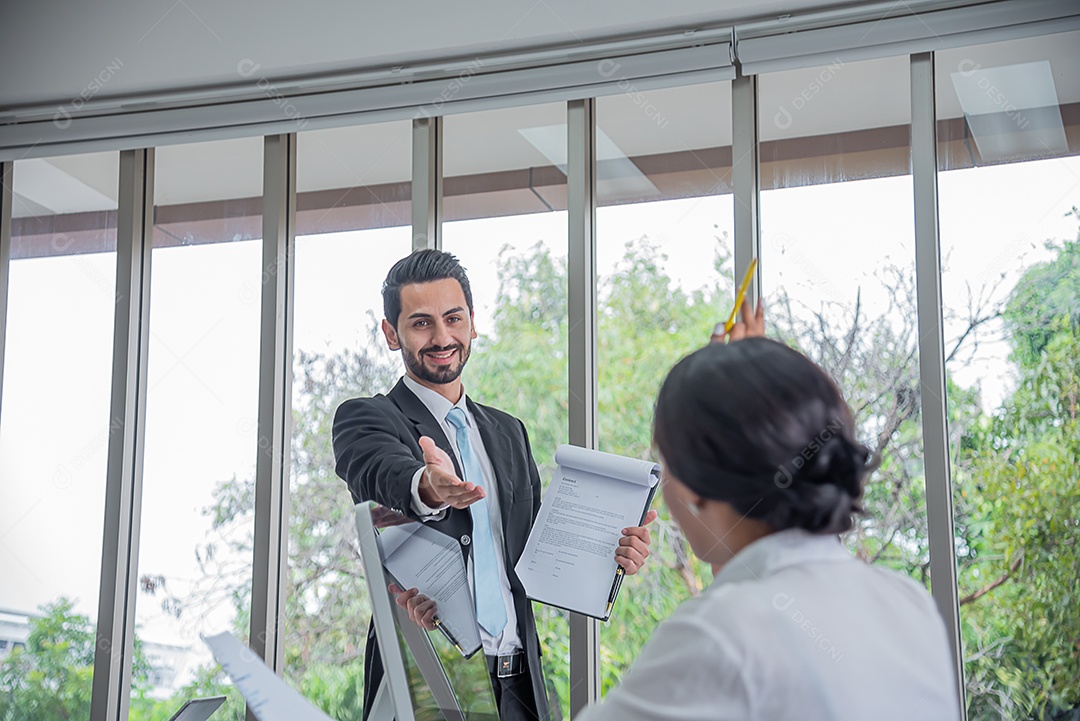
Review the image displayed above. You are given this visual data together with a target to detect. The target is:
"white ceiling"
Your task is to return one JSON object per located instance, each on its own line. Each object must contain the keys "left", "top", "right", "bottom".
{"left": 0, "top": 0, "right": 858, "bottom": 110}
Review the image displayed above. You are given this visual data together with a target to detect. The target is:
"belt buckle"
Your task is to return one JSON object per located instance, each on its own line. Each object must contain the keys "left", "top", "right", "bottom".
{"left": 496, "top": 653, "right": 519, "bottom": 678}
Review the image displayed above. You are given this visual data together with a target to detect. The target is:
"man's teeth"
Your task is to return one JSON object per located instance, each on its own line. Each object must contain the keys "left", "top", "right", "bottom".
{"left": 429, "top": 350, "right": 455, "bottom": 359}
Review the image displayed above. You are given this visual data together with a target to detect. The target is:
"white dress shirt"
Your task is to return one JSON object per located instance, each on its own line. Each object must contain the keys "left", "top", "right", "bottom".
{"left": 577, "top": 528, "right": 961, "bottom": 721}
{"left": 401, "top": 375, "right": 523, "bottom": 656}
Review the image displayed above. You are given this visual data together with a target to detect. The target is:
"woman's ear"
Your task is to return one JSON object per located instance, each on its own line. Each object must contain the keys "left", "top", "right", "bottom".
{"left": 686, "top": 493, "right": 707, "bottom": 517}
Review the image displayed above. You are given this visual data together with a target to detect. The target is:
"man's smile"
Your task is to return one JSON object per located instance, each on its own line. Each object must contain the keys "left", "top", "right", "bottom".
{"left": 424, "top": 347, "right": 460, "bottom": 365}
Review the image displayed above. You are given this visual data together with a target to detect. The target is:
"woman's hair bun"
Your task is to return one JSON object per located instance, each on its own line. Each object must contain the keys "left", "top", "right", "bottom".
{"left": 795, "top": 433, "right": 869, "bottom": 495}
{"left": 750, "top": 434, "right": 870, "bottom": 534}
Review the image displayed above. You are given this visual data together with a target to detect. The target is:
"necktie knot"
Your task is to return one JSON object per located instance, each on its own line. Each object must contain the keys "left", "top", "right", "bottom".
{"left": 446, "top": 406, "right": 468, "bottom": 431}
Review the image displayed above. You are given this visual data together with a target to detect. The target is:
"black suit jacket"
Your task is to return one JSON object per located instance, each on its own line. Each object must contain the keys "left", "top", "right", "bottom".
{"left": 332, "top": 378, "right": 549, "bottom": 720}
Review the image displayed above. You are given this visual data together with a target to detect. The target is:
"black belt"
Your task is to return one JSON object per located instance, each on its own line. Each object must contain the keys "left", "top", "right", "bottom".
{"left": 486, "top": 650, "right": 525, "bottom": 678}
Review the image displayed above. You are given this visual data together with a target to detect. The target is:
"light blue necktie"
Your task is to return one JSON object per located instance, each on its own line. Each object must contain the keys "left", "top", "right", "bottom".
{"left": 446, "top": 406, "right": 508, "bottom": 636}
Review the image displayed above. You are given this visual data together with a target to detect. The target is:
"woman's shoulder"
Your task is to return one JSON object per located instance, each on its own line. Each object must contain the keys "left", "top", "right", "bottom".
{"left": 637, "top": 586, "right": 759, "bottom": 658}
{"left": 666, "top": 578, "right": 789, "bottom": 648}
{"left": 695, "top": 548, "right": 943, "bottom": 641}
{"left": 860, "top": 561, "right": 945, "bottom": 619}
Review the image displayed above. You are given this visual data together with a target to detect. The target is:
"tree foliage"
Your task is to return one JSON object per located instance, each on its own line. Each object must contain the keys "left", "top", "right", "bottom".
{"left": 0, "top": 598, "right": 97, "bottom": 721}
{"left": 0, "top": 597, "right": 159, "bottom": 721}
{"left": 951, "top": 236, "right": 1080, "bottom": 720}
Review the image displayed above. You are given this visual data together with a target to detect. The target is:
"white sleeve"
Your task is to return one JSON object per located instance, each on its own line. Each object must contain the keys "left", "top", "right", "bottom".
{"left": 410, "top": 466, "right": 449, "bottom": 521}
{"left": 575, "top": 606, "right": 753, "bottom": 721}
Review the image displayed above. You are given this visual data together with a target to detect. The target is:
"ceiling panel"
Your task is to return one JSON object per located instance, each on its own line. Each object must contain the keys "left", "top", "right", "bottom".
{"left": 0, "top": 0, "right": 857, "bottom": 109}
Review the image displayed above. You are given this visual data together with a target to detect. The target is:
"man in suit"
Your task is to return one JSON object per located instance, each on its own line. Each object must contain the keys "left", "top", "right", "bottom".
{"left": 333, "top": 249, "right": 656, "bottom": 721}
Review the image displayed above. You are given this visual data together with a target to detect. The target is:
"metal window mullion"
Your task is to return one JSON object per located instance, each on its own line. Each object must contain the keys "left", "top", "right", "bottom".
{"left": 249, "top": 134, "right": 296, "bottom": 695}
{"left": 731, "top": 71, "right": 761, "bottom": 304}
{"left": 0, "top": 161, "right": 12, "bottom": 413}
{"left": 567, "top": 97, "right": 599, "bottom": 718}
{"left": 412, "top": 116, "right": 443, "bottom": 251}
{"left": 910, "top": 51, "right": 966, "bottom": 716}
{"left": 90, "top": 148, "right": 154, "bottom": 721}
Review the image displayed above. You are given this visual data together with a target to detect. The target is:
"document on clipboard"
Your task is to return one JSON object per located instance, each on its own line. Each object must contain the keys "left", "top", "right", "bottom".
{"left": 377, "top": 521, "right": 483, "bottom": 658}
{"left": 514, "top": 445, "right": 660, "bottom": 620}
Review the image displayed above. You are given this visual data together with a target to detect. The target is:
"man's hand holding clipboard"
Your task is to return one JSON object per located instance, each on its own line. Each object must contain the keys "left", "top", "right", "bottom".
{"left": 514, "top": 446, "right": 661, "bottom": 620}
{"left": 614, "top": 509, "right": 659, "bottom": 576}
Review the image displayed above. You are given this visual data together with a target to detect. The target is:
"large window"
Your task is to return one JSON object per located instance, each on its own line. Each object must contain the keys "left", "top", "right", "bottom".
{"left": 442, "top": 102, "right": 570, "bottom": 718}
{"left": 7, "top": 21, "right": 1080, "bottom": 721}
{"left": 286, "top": 121, "right": 412, "bottom": 715}
{"left": 0, "top": 152, "right": 118, "bottom": 720}
{"left": 757, "top": 56, "right": 929, "bottom": 585}
{"left": 595, "top": 80, "right": 734, "bottom": 694}
{"left": 130, "top": 138, "right": 263, "bottom": 717}
{"left": 936, "top": 30, "right": 1080, "bottom": 721}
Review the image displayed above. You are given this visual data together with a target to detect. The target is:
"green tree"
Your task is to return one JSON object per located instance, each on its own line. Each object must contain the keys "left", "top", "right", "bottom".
{"left": 0, "top": 598, "right": 96, "bottom": 721}
{"left": 0, "top": 597, "right": 158, "bottom": 721}
{"left": 951, "top": 236, "right": 1080, "bottom": 721}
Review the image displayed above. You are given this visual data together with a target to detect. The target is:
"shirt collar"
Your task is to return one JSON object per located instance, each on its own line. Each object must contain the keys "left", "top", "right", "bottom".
{"left": 710, "top": 528, "right": 851, "bottom": 588}
{"left": 402, "top": 375, "right": 469, "bottom": 425}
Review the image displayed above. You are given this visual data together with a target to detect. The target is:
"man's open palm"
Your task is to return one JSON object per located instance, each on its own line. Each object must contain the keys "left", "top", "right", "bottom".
{"left": 417, "top": 435, "right": 486, "bottom": 509}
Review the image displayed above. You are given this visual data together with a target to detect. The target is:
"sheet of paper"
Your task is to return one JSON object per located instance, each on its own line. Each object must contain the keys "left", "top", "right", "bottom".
{"left": 515, "top": 445, "right": 659, "bottom": 618}
{"left": 379, "top": 522, "right": 482, "bottom": 655}
{"left": 203, "top": 631, "right": 334, "bottom": 721}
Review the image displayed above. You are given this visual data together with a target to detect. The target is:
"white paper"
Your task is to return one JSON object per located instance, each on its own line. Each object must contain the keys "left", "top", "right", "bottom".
{"left": 379, "top": 522, "right": 482, "bottom": 656}
{"left": 515, "top": 445, "right": 659, "bottom": 618}
{"left": 203, "top": 631, "right": 334, "bottom": 721}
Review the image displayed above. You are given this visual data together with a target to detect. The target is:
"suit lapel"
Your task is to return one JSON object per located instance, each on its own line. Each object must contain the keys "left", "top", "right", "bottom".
{"left": 387, "top": 378, "right": 461, "bottom": 478}
{"left": 468, "top": 399, "right": 517, "bottom": 517}
{"left": 387, "top": 379, "right": 473, "bottom": 551}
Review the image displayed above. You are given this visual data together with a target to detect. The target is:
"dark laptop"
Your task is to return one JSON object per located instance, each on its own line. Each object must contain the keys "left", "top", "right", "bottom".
{"left": 167, "top": 696, "right": 227, "bottom": 721}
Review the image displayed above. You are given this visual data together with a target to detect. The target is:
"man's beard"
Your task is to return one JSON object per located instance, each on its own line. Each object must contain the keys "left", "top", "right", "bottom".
{"left": 402, "top": 341, "right": 471, "bottom": 385}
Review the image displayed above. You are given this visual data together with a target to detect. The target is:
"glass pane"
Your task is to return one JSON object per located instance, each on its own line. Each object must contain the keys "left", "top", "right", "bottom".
{"left": 129, "top": 138, "right": 263, "bottom": 719}
{"left": 936, "top": 30, "right": 1080, "bottom": 721}
{"left": 287, "top": 121, "right": 412, "bottom": 716}
{"left": 443, "top": 101, "right": 569, "bottom": 720}
{"left": 758, "top": 57, "right": 928, "bottom": 579}
{"left": 0, "top": 152, "right": 118, "bottom": 720}
{"left": 595, "top": 81, "right": 734, "bottom": 695}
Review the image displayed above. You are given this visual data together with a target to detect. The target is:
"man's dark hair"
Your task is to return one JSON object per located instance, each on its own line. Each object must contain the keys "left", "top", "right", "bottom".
{"left": 653, "top": 338, "right": 871, "bottom": 535}
{"left": 382, "top": 249, "right": 474, "bottom": 329}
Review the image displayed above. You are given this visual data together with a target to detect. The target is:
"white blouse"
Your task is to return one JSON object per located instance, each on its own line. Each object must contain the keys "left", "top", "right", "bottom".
{"left": 579, "top": 529, "right": 961, "bottom": 721}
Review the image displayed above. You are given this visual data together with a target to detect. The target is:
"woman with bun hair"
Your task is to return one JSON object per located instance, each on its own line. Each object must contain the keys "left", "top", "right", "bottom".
{"left": 579, "top": 338, "right": 961, "bottom": 721}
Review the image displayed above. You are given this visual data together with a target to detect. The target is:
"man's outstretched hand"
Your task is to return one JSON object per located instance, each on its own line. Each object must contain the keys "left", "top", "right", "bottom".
{"left": 615, "top": 509, "right": 659, "bottom": 575}
{"left": 417, "top": 436, "right": 486, "bottom": 509}
{"left": 389, "top": 583, "right": 439, "bottom": 630}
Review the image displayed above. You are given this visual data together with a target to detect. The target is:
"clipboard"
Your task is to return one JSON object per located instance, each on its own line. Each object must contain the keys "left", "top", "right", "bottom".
{"left": 375, "top": 518, "right": 484, "bottom": 658}
{"left": 601, "top": 483, "right": 659, "bottom": 620}
{"left": 514, "top": 445, "right": 661, "bottom": 621}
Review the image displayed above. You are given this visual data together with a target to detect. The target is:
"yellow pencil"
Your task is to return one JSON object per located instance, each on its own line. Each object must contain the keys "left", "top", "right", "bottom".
{"left": 723, "top": 258, "right": 758, "bottom": 334}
